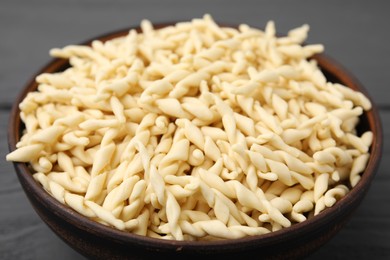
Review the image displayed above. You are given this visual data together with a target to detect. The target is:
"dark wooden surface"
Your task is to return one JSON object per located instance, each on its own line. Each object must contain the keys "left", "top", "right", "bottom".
{"left": 1, "top": 1, "right": 389, "bottom": 259}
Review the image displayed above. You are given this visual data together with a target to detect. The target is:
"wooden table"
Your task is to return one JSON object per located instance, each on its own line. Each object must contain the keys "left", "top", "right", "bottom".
{"left": 1, "top": 1, "right": 389, "bottom": 259}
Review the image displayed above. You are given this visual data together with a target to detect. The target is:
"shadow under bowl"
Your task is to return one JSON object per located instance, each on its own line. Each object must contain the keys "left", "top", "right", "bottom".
{"left": 8, "top": 23, "right": 383, "bottom": 260}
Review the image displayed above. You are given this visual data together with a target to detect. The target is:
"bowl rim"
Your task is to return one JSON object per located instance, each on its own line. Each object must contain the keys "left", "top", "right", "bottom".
{"left": 7, "top": 22, "right": 383, "bottom": 252}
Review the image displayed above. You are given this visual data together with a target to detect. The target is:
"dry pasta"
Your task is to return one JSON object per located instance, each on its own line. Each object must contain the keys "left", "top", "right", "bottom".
{"left": 7, "top": 14, "right": 373, "bottom": 241}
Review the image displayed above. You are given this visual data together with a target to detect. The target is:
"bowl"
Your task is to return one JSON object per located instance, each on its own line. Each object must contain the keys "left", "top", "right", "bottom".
{"left": 8, "top": 23, "right": 383, "bottom": 260}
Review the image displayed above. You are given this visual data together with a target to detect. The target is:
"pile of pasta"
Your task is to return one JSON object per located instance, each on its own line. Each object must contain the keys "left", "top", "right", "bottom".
{"left": 7, "top": 14, "right": 373, "bottom": 241}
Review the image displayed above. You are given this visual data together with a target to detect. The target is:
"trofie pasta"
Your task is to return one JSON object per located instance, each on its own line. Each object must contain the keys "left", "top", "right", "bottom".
{"left": 7, "top": 14, "right": 373, "bottom": 240}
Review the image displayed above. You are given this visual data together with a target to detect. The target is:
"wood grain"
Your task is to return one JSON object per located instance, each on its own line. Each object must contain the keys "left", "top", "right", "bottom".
{"left": 1, "top": 1, "right": 389, "bottom": 259}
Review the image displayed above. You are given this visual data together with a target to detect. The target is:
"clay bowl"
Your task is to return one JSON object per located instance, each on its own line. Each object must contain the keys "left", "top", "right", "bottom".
{"left": 8, "top": 23, "right": 383, "bottom": 260}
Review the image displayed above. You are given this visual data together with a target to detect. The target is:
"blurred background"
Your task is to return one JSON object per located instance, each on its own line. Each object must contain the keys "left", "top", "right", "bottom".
{"left": 1, "top": 0, "right": 389, "bottom": 259}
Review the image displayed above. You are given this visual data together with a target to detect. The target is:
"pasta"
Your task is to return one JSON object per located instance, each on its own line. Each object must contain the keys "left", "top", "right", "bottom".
{"left": 7, "top": 14, "right": 373, "bottom": 241}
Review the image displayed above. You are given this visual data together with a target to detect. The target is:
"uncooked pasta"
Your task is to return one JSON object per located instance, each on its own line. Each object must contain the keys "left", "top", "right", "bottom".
{"left": 7, "top": 14, "right": 372, "bottom": 241}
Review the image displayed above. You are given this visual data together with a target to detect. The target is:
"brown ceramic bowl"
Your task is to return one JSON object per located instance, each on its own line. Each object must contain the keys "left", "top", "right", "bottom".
{"left": 8, "top": 23, "right": 383, "bottom": 260}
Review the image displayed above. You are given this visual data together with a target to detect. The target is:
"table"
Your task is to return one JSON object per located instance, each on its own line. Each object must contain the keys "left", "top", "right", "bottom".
{"left": 1, "top": 0, "right": 389, "bottom": 259}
